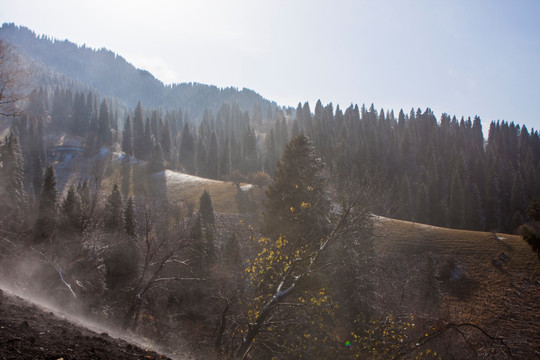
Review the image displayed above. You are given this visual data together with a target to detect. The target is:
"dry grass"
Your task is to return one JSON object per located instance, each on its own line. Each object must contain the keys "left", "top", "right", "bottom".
{"left": 373, "top": 216, "right": 540, "bottom": 274}
{"left": 61, "top": 153, "right": 250, "bottom": 214}
{"left": 373, "top": 216, "right": 540, "bottom": 357}
{"left": 161, "top": 170, "right": 244, "bottom": 213}
{"left": 103, "top": 163, "right": 249, "bottom": 213}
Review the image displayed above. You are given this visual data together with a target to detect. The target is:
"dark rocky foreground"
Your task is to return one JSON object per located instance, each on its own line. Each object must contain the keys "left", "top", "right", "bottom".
{"left": 0, "top": 289, "right": 173, "bottom": 360}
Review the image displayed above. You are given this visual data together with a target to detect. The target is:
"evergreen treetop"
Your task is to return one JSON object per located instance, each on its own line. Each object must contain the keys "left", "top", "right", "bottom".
{"left": 262, "top": 134, "right": 331, "bottom": 250}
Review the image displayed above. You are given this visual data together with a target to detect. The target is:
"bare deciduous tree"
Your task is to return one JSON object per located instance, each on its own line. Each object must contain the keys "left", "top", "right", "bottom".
{"left": 122, "top": 198, "right": 194, "bottom": 331}
{"left": 0, "top": 39, "right": 29, "bottom": 117}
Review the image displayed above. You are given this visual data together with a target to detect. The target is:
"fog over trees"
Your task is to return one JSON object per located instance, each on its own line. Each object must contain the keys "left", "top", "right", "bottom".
{"left": 0, "top": 22, "right": 538, "bottom": 359}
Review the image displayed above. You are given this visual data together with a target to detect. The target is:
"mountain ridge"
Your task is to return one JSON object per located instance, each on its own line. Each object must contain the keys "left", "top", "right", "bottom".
{"left": 0, "top": 22, "right": 280, "bottom": 119}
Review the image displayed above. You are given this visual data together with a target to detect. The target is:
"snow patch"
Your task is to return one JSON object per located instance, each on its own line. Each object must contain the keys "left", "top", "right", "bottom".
{"left": 163, "top": 170, "right": 221, "bottom": 185}
{"left": 240, "top": 184, "right": 254, "bottom": 191}
{"left": 111, "top": 151, "right": 125, "bottom": 161}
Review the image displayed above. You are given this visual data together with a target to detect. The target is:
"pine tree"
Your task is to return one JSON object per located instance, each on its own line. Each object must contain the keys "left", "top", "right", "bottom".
{"left": 34, "top": 165, "right": 58, "bottom": 243}
{"left": 150, "top": 110, "right": 161, "bottom": 139}
{"left": 521, "top": 196, "right": 540, "bottom": 260}
{"left": 264, "top": 128, "right": 277, "bottom": 174}
{"left": 72, "top": 92, "right": 88, "bottom": 135}
{"left": 220, "top": 137, "right": 231, "bottom": 179}
{"left": 190, "top": 213, "right": 205, "bottom": 275}
{"left": 291, "top": 119, "right": 300, "bottom": 138}
{"left": 199, "top": 189, "right": 215, "bottom": 227}
{"left": 485, "top": 168, "right": 502, "bottom": 231}
{"left": 122, "top": 116, "right": 133, "bottom": 156}
{"left": 242, "top": 125, "right": 258, "bottom": 173}
{"left": 0, "top": 132, "right": 27, "bottom": 229}
{"left": 133, "top": 101, "right": 145, "bottom": 159}
{"left": 59, "top": 184, "right": 83, "bottom": 234}
{"left": 51, "top": 88, "right": 72, "bottom": 130}
{"left": 195, "top": 137, "right": 207, "bottom": 177}
{"left": 142, "top": 118, "right": 154, "bottom": 160}
{"left": 207, "top": 131, "right": 219, "bottom": 179}
{"left": 230, "top": 131, "right": 242, "bottom": 171}
{"left": 104, "top": 184, "right": 123, "bottom": 232}
{"left": 189, "top": 190, "right": 217, "bottom": 275}
{"left": 98, "top": 99, "right": 112, "bottom": 147}
{"left": 449, "top": 170, "right": 465, "bottom": 229}
{"left": 180, "top": 122, "right": 195, "bottom": 173}
{"left": 510, "top": 172, "right": 527, "bottom": 217}
{"left": 262, "top": 134, "right": 331, "bottom": 252}
{"left": 148, "top": 143, "right": 165, "bottom": 173}
{"left": 252, "top": 104, "right": 263, "bottom": 126}
{"left": 415, "top": 184, "right": 430, "bottom": 224}
{"left": 161, "top": 119, "right": 172, "bottom": 163}
{"left": 468, "top": 184, "right": 485, "bottom": 230}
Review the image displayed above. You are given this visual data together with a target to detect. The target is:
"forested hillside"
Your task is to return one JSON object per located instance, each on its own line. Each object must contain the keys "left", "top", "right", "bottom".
{"left": 294, "top": 103, "right": 540, "bottom": 233}
{"left": 0, "top": 23, "right": 279, "bottom": 119}
{"left": 13, "top": 88, "right": 538, "bottom": 234}
{"left": 3, "top": 22, "right": 538, "bottom": 234}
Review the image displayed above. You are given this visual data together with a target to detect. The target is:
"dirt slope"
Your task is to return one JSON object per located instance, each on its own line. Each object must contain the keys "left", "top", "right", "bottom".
{"left": 0, "top": 289, "right": 173, "bottom": 360}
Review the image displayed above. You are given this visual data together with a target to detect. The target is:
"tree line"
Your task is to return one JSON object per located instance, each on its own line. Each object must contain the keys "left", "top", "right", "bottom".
{"left": 7, "top": 84, "right": 540, "bottom": 234}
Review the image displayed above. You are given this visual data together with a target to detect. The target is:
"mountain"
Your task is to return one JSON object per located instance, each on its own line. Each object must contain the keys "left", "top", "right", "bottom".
{"left": 0, "top": 23, "right": 280, "bottom": 119}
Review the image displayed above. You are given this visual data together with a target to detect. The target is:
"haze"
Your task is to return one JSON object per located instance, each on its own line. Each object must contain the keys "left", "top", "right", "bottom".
{"left": 2, "top": 0, "right": 540, "bottom": 129}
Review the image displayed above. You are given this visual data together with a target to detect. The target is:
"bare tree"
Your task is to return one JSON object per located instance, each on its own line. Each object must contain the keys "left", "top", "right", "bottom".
{"left": 0, "top": 39, "right": 29, "bottom": 117}
{"left": 122, "top": 198, "right": 194, "bottom": 331}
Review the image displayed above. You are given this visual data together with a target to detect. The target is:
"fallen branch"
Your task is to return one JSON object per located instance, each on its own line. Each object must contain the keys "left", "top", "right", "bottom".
{"left": 54, "top": 264, "right": 77, "bottom": 299}
{"left": 392, "top": 322, "right": 513, "bottom": 359}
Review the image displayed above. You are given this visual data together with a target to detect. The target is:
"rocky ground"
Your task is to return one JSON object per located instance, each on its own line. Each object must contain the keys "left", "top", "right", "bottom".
{"left": 0, "top": 289, "right": 172, "bottom": 360}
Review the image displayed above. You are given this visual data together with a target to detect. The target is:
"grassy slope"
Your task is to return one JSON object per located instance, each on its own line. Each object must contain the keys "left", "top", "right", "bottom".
{"left": 373, "top": 216, "right": 540, "bottom": 357}
{"left": 106, "top": 164, "right": 250, "bottom": 214}
{"left": 374, "top": 216, "right": 539, "bottom": 273}
{"left": 161, "top": 170, "right": 244, "bottom": 213}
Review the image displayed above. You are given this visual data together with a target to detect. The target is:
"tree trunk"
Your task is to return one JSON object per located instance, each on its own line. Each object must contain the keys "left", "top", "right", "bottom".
{"left": 214, "top": 299, "right": 230, "bottom": 352}
{"left": 122, "top": 296, "right": 141, "bottom": 331}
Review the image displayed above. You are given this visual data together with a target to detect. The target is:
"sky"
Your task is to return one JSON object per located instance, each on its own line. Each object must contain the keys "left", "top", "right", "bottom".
{"left": 1, "top": 0, "right": 540, "bottom": 131}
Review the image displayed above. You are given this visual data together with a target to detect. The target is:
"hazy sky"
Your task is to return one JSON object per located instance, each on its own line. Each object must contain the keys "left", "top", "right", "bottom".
{"left": 1, "top": 0, "right": 540, "bottom": 130}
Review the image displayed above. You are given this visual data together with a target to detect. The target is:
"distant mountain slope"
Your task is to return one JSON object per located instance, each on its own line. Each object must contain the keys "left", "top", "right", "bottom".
{"left": 0, "top": 23, "right": 279, "bottom": 118}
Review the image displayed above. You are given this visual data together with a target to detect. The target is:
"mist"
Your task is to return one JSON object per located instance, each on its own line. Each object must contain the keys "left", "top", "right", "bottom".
{"left": 0, "top": 17, "right": 539, "bottom": 360}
